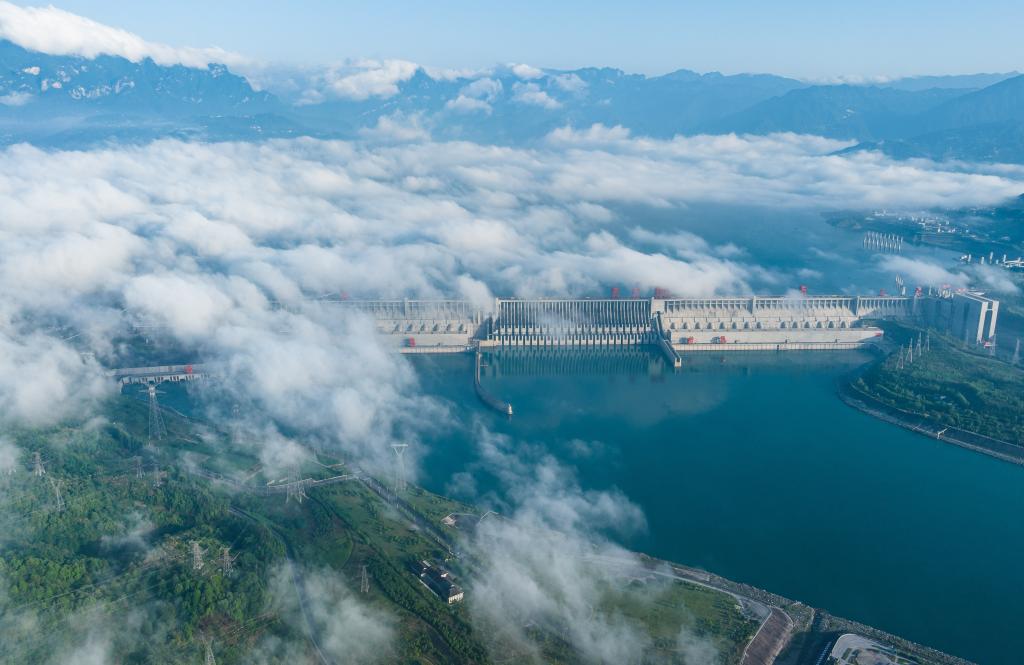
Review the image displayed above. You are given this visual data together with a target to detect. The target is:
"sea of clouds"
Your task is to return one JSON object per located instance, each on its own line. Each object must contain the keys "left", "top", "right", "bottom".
{"left": 0, "top": 127, "right": 1021, "bottom": 663}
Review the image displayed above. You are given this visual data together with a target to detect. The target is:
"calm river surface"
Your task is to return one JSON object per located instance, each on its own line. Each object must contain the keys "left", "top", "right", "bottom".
{"left": 412, "top": 350, "right": 1024, "bottom": 665}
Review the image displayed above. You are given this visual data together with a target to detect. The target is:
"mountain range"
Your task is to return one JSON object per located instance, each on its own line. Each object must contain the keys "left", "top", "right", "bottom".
{"left": 2, "top": 38, "right": 1023, "bottom": 163}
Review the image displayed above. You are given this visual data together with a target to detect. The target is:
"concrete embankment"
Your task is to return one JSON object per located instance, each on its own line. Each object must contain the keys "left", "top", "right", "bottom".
{"left": 837, "top": 381, "right": 1024, "bottom": 466}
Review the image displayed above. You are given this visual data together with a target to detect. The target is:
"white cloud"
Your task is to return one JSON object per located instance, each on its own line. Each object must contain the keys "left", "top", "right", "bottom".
{"left": 878, "top": 256, "right": 967, "bottom": 289}
{"left": 461, "top": 77, "right": 503, "bottom": 100}
{"left": 358, "top": 112, "right": 431, "bottom": 142}
{"left": 258, "top": 566, "right": 395, "bottom": 664}
{"left": 0, "top": 91, "right": 31, "bottom": 106}
{"left": 0, "top": 1, "right": 246, "bottom": 68}
{"left": 551, "top": 73, "right": 587, "bottom": 93}
{"left": 0, "top": 436, "right": 19, "bottom": 474}
{"left": 512, "top": 82, "right": 562, "bottom": 109}
{"left": 0, "top": 132, "right": 1018, "bottom": 444}
{"left": 313, "top": 59, "right": 420, "bottom": 101}
{"left": 445, "top": 95, "right": 492, "bottom": 114}
{"left": 445, "top": 77, "right": 504, "bottom": 113}
{"left": 510, "top": 63, "right": 544, "bottom": 80}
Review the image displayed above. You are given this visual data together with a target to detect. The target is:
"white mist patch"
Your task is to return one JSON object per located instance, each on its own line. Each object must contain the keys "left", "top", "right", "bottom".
{"left": 259, "top": 565, "right": 395, "bottom": 664}
{"left": 0, "top": 133, "right": 1018, "bottom": 463}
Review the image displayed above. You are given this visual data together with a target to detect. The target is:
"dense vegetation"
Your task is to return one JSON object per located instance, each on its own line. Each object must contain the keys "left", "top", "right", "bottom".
{"left": 853, "top": 323, "right": 1024, "bottom": 445}
{"left": 0, "top": 402, "right": 288, "bottom": 664}
{"left": 0, "top": 392, "right": 762, "bottom": 664}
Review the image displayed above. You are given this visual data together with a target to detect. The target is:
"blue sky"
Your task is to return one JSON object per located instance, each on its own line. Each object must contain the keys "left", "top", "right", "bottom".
{"left": 14, "top": 0, "right": 1024, "bottom": 78}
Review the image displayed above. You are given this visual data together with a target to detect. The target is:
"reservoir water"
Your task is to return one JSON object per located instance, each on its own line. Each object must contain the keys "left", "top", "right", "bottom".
{"left": 412, "top": 350, "right": 1024, "bottom": 665}
{"left": 150, "top": 205, "right": 1016, "bottom": 662}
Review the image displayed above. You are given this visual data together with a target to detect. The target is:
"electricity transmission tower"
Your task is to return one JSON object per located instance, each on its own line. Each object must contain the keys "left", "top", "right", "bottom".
{"left": 144, "top": 382, "right": 167, "bottom": 442}
{"left": 134, "top": 456, "right": 144, "bottom": 479}
{"left": 360, "top": 564, "right": 370, "bottom": 594}
{"left": 906, "top": 341, "right": 913, "bottom": 364}
{"left": 285, "top": 476, "right": 309, "bottom": 504}
{"left": 925, "top": 332, "right": 931, "bottom": 352}
{"left": 191, "top": 541, "right": 204, "bottom": 571}
{"left": 1013, "top": 338, "right": 1020, "bottom": 366}
{"left": 916, "top": 332, "right": 922, "bottom": 357}
{"left": 896, "top": 345, "right": 905, "bottom": 370}
{"left": 33, "top": 451, "right": 45, "bottom": 477}
{"left": 203, "top": 636, "right": 216, "bottom": 665}
{"left": 391, "top": 444, "right": 409, "bottom": 496}
{"left": 220, "top": 547, "right": 235, "bottom": 574}
{"left": 49, "top": 477, "right": 65, "bottom": 512}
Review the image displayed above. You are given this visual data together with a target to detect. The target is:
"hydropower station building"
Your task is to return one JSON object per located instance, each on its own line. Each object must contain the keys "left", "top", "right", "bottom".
{"left": 334, "top": 291, "right": 999, "bottom": 356}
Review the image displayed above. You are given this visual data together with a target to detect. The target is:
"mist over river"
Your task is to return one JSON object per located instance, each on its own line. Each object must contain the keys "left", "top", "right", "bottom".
{"left": 413, "top": 350, "right": 1024, "bottom": 665}
{"left": 150, "top": 206, "right": 1020, "bottom": 663}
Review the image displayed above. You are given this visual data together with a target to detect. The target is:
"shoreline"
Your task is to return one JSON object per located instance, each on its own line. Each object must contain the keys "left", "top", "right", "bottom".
{"left": 835, "top": 356, "right": 1024, "bottom": 466}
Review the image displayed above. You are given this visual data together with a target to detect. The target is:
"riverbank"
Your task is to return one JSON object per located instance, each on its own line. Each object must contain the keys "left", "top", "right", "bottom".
{"left": 837, "top": 378, "right": 1024, "bottom": 466}
{"left": 837, "top": 322, "right": 1024, "bottom": 464}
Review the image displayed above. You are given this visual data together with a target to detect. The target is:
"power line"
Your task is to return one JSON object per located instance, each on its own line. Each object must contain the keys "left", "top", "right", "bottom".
{"left": 220, "top": 547, "right": 236, "bottom": 575}
{"left": 48, "top": 477, "right": 65, "bottom": 512}
{"left": 203, "top": 635, "right": 217, "bottom": 665}
{"left": 144, "top": 382, "right": 168, "bottom": 442}
{"left": 391, "top": 443, "right": 409, "bottom": 496}
{"left": 191, "top": 541, "right": 204, "bottom": 572}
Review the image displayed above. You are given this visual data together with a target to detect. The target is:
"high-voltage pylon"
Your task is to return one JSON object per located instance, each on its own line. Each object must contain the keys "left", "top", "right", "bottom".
{"left": 144, "top": 382, "right": 167, "bottom": 442}
{"left": 896, "top": 345, "right": 905, "bottom": 370}
{"left": 1013, "top": 338, "right": 1021, "bottom": 366}
{"left": 285, "top": 476, "right": 309, "bottom": 504}
{"left": 916, "top": 332, "right": 923, "bottom": 358}
{"left": 360, "top": 564, "right": 370, "bottom": 594}
{"left": 134, "top": 456, "right": 144, "bottom": 479}
{"left": 925, "top": 332, "right": 931, "bottom": 352}
{"left": 906, "top": 341, "right": 913, "bottom": 365}
{"left": 191, "top": 541, "right": 204, "bottom": 571}
{"left": 203, "top": 636, "right": 216, "bottom": 665}
{"left": 220, "top": 547, "right": 235, "bottom": 574}
{"left": 33, "top": 451, "right": 45, "bottom": 477}
{"left": 391, "top": 443, "right": 409, "bottom": 496}
{"left": 49, "top": 477, "right": 65, "bottom": 512}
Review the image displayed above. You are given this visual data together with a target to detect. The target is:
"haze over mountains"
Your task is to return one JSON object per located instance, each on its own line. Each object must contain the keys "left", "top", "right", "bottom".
{"left": 1, "top": 37, "right": 1023, "bottom": 163}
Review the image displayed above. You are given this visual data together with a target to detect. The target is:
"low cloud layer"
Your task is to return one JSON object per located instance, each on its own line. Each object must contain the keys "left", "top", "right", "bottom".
{"left": 0, "top": 1, "right": 245, "bottom": 68}
{"left": 0, "top": 131, "right": 1018, "bottom": 458}
{"left": 460, "top": 427, "right": 722, "bottom": 663}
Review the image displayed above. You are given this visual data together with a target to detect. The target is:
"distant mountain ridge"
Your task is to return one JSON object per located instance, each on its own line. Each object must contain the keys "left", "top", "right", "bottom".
{"left": 1, "top": 38, "right": 1023, "bottom": 163}
{"left": 0, "top": 40, "right": 277, "bottom": 115}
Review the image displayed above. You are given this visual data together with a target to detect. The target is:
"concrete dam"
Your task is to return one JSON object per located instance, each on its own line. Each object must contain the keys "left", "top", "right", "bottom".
{"left": 117, "top": 291, "right": 999, "bottom": 419}
{"left": 332, "top": 291, "right": 998, "bottom": 357}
